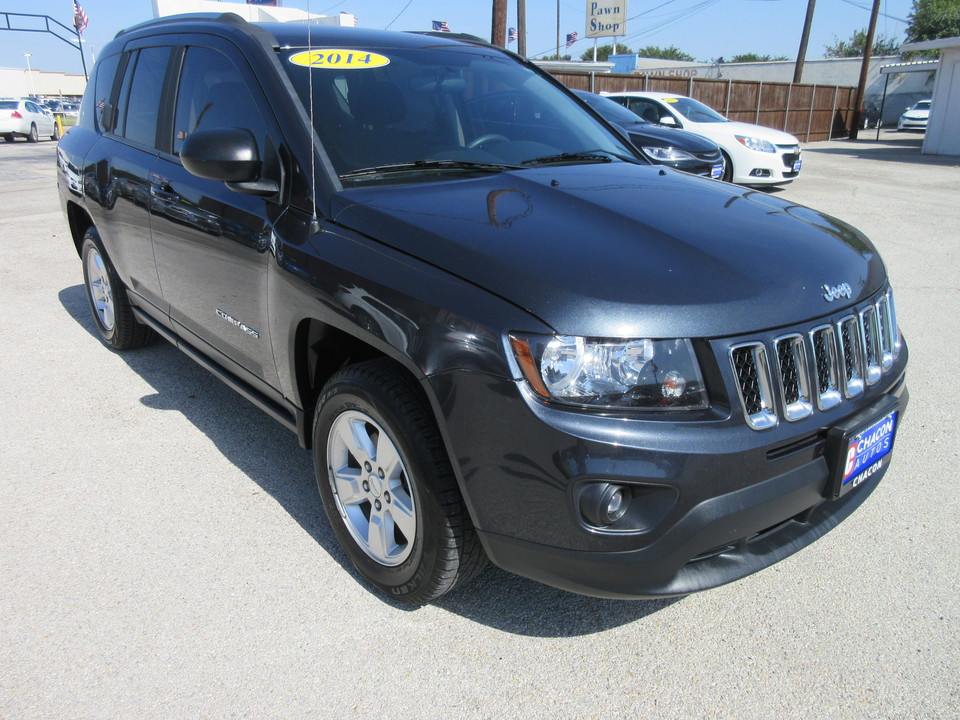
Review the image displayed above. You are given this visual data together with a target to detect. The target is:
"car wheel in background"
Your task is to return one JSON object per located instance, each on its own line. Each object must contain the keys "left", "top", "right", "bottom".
{"left": 314, "top": 360, "right": 487, "bottom": 603}
{"left": 81, "top": 227, "right": 156, "bottom": 350}
{"left": 721, "top": 150, "right": 733, "bottom": 182}
{"left": 27, "top": 124, "right": 38, "bottom": 143}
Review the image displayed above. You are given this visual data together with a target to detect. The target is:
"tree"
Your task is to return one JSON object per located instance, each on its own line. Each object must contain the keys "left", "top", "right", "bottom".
{"left": 635, "top": 45, "right": 695, "bottom": 61}
{"left": 824, "top": 28, "right": 902, "bottom": 57}
{"left": 728, "top": 53, "right": 790, "bottom": 63}
{"left": 579, "top": 43, "right": 631, "bottom": 62}
{"left": 540, "top": 53, "right": 572, "bottom": 61}
{"left": 904, "top": 0, "right": 960, "bottom": 57}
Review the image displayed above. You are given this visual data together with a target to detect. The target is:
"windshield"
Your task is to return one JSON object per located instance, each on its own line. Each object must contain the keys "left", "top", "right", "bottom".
{"left": 665, "top": 97, "right": 728, "bottom": 123}
{"left": 279, "top": 45, "right": 636, "bottom": 183}
{"left": 0, "top": 101, "right": 18, "bottom": 110}
{"left": 913, "top": 100, "right": 931, "bottom": 110}
{"left": 573, "top": 91, "right": 647, "bottom": 125}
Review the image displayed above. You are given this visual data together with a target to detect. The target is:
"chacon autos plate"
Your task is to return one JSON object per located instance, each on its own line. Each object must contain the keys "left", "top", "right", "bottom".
{"left": 825, "top": 399, "right": 899, "bottom": 499}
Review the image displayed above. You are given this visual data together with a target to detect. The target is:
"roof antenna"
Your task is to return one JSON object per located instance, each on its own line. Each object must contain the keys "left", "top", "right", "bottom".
{"left": 306, "top": 0, "right": 320, "bottom": 234}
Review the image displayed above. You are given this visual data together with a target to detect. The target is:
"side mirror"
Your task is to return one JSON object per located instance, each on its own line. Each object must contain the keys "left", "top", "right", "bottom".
{"left": 659, "top": 115, "right": 680, "bottom": 128}
{"left": 181, "top": 127, "right": 278, "bottom": 196}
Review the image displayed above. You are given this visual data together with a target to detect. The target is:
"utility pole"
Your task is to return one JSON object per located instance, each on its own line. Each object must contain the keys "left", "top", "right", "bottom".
{"left": 793, "top": 0, "right": 816, "bottom": 84}
{"left": 556, "top": 0, "right": 560, "bottom": 60}
{"left": 850, "top": 0, "right": 881, "bottom": 139}
{"left": 517, "top": 0, "right": 526, "bottom": 57}
{"left": 491, "top": 0, "right": 507, "bottom": 47}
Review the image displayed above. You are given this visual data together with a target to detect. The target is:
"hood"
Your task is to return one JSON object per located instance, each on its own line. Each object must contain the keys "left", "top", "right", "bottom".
{"left": 698, "top": 120, "right": 800, "bottom": 146}
{"left": 328, "top": 164, "right": 886, "bottom": 338}
{"left": 617, "top": 121, "right": 718, "bottom": 152}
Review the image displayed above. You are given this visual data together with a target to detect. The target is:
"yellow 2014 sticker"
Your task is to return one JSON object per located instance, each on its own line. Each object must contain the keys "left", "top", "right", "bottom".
{"left": 288, "top": 49, "right": 390, "bottom": 69}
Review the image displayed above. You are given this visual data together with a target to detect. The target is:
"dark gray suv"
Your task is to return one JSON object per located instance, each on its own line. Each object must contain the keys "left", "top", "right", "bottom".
{"left": 57, "top": 13, "right": 907, "bottom": 603}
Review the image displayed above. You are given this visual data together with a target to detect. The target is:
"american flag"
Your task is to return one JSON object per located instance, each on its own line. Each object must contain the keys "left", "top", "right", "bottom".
{"left": 73, "top": 0, "right": 88, "bottom": 35}
{"left": 508, "top": 27, "right": 518, "bottom": 43}
{"left": 432, "top": 20, "right": 450, "bottom": 32}
{"left": 565, "top": 31, "right": 578, "bottom": 48}
{"left": 340, "top": 11, "right": 359, "bottom": 26}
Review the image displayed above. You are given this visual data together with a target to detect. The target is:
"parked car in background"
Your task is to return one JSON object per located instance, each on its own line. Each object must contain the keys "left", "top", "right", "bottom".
{"left": 0, "top": 98, "right": 58, "bottom": 142}
{"left": 603, "top": 91, "right": 802, "bottom": 185}
{"left": 573, "top": 90, "right": 724, "bottom": 179}
{"left": 897, "top": 99, "right": 931, "bottom": 131}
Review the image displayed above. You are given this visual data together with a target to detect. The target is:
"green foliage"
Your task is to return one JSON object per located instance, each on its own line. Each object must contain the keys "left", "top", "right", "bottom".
{"left": 904, "top": 0, "right": 960, "bottom": 57}
{"left": 824, "top": 28, "right": 902, "bottom": 57}
{"left": 540, "top": 53, "right": 573, "bottom": 61}
{"left": 635, "top": 45, "right": 695, "bottom": 61}
{"left": 728, "top": 53, "right": 790, "bottom": 63}
{"left": 906, "top": 0, "right": 960, "bottom": 42}
{"left": 579, "top": 43, "right": 632, "bottom": 62}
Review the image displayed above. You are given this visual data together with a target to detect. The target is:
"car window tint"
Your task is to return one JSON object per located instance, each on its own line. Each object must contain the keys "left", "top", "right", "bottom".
{"left": 91, "top": 53, "right": 121, "bottom": 132}
{"left": 122, "top": 46, "right": 172, "bottom": 148}
{"left": 173, "top": 46, "right": 266, "bottom": 156}
{"left": 25, "top": 102, "right": 41, "bottom": 114}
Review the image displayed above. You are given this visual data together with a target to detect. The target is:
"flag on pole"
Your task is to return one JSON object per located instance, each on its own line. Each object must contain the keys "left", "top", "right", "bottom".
{"left": 565, "top": 31, "right": 578, "bottom": 48}
{"left": 508, "top": 27, "right": 518, "bottom": 43}
{"left": 340, "top": 11, "right": 359, "bottom": 26}
{"left": 432, "top": 20, "right": 450, "bottom": 32}
{"left": 73, "top": 0, "right": 89, "bottom": 35}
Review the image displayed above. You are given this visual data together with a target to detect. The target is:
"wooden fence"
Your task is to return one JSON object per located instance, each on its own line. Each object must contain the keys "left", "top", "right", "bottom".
{"left": 548, "top": 71, "right": 859, "bottom": 142}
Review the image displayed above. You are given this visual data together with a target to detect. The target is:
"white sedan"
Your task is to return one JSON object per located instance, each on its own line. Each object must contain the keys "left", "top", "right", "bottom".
{"left": 897, "top": 99, "right": 931, "bottom": 131}
{"left": 0, "top": 98, "right": 59, "bottom": 143}
{"left": 602, "top": 91, "right": 802, "bottom": 185}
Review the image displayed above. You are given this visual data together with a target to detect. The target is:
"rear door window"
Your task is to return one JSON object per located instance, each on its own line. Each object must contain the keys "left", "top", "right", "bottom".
{"left": 119, "top": 46, "right": 172, "bottom": 148}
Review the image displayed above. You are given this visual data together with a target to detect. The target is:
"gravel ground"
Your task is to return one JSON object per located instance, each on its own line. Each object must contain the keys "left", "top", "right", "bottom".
{"left": 0, "top": 132, "right": 957, "bottom": 719}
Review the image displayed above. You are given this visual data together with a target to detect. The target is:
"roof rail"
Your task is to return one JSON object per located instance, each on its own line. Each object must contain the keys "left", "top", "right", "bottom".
{"left": 115, "top": 12, "right": 249, "bottom": 39}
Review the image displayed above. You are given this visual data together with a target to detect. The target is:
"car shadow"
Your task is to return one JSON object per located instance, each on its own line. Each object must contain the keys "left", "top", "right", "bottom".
{"left": 59, "top": 284, "right": 675, "bottom": 635}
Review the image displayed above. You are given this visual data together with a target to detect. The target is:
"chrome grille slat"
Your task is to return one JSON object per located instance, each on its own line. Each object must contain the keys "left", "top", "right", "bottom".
{"left": 729, "top": 290, "right": 901, "bottom": 430}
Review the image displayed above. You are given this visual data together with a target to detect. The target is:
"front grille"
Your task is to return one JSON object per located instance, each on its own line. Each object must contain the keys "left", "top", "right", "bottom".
{"left": 729, "top": 289, "right": 900, "bottom": 430}
{"left": 778, "top": 144, "right": 800, "bottom": 170}
{"left": 694, "top": 150, "right": 723, "bottom": 163}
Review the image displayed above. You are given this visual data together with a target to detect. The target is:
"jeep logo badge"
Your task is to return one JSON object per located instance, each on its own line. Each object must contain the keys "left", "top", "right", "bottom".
{"left": 822, "top": 283, "right": 853, "bottom": 302}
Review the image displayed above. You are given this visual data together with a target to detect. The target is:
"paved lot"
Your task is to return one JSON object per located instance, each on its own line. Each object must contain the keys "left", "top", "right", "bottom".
{"left": 1, "top": 134, "right": 958, "bottom": 719}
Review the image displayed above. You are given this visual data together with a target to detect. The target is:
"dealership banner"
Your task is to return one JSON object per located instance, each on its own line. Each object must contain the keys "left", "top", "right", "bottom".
{"left": 585, "top": 0, "right": 627, "bottom": 38}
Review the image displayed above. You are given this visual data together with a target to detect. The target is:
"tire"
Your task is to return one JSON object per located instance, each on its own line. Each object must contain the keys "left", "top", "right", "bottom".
{"left": 81, "top": 227, "right": 156, "bottom": 350}
{"left": 52, "top": 123, "right": 61, "bottom": 141}
{"left": 721, "top": 150, "right": 733, "bottom": 183}
{"left": 2, "top": 134, "right": 13, "bottom": 143}
{"left": 313, "top": 360, "right": 487, "bottom": 603}
{"left": 27, "top": 124, "right": 38, "bottom": 143}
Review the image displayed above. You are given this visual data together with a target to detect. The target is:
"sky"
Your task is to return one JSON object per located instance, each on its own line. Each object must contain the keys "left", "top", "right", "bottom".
{"left": 0, "top": 0, "right": 916, "bottom": 75}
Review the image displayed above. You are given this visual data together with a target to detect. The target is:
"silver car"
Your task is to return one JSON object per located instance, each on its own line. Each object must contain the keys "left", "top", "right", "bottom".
{"left": 0, "top": 99, "right": 59, "bottom": 142}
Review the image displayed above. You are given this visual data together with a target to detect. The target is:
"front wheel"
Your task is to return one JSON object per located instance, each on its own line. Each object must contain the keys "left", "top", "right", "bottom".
{"left": 81, "top": 227, "right": 155, "bottom": 350}
{"left": 721, "top": 150, "right": 734, "bottom": 182}
{"left": 313, "top": 360, "right": 487, "bottom": 603}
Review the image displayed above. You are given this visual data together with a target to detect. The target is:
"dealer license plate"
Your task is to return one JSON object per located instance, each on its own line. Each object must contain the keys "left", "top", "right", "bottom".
{"left": 793, "top": 158, "right": 802, "bottom": 173}
{"left": 828, "top": 408, "right": 898, "bottom": 498}
{"left": 711, "top": 163, "right": 723, "bottom": 179}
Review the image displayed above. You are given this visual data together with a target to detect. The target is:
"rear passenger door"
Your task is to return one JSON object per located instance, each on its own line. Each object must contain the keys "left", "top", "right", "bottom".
{"left": 150, "top": 38, "right": 286, "bottom": 392}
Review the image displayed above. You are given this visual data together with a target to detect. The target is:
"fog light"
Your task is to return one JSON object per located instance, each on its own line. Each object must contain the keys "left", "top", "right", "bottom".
{"left": 579, "top": 482, "right": 631, "bottom": 527}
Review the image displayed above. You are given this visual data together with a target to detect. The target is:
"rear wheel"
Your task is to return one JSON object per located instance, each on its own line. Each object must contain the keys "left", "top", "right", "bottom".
{"left": 27, "top": 124, "right": 38, "bottom": 143}
{"left": 81, "top": 227, "right": 156, "bottom": 350}
{"left": 313, "top": 360, "right": 487, "bottom": 603}
{"left": 2, "top": 134, "right": 13, "bottom": 143}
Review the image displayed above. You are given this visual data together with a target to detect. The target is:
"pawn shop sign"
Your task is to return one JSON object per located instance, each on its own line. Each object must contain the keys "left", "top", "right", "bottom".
{"left": 586, "top": 1, "right": 627, "bottom": 38}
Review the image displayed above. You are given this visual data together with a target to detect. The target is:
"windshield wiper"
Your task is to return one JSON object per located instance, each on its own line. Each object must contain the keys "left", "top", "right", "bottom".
{"left": 340, "top": 159, "right": 524, "bottom": 179}
{"left": 520, "top": 149, "right": 641, "bottom": 167}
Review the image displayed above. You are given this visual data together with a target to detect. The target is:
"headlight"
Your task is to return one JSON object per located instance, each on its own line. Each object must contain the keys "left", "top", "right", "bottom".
{"left": 734, "top": 135, "right": 776, "bottom": 153}
{"left": 641, "top": 146, "right": 698, "bottom": 162}
{"left": 509, "top": 333, "right": 708, "bottom": 410}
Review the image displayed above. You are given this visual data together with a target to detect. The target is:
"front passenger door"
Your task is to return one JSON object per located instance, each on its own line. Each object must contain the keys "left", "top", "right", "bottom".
{"left": 151, "top": 42, "right": 286, "bottom": 392}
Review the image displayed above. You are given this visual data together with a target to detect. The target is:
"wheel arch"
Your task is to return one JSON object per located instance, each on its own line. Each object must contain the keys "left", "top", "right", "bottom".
{"left": 66, "top": 201, "right": 94, "bottom": 256}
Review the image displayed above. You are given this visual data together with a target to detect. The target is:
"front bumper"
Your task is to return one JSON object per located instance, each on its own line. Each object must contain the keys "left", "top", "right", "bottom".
{"left": 427, "top": 295, "right": 907, "bottom": 598}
